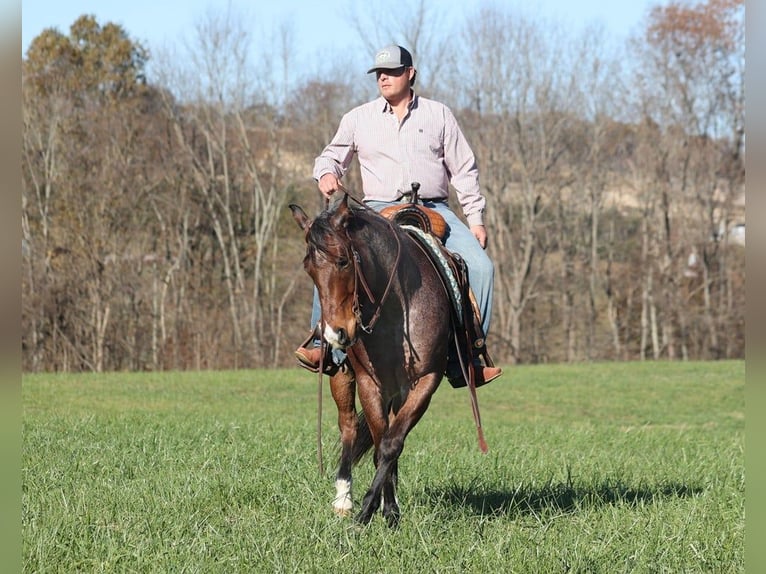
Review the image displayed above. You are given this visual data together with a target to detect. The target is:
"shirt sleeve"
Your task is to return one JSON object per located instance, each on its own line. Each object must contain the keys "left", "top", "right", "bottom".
{"left": 312, "top": 111, "right": 357, "bottom": 182}
{"left": 442, "top": 107, "right": 486, "bottom": 226}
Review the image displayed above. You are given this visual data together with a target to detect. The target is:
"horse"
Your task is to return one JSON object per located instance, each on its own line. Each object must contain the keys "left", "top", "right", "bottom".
{"left": 291, "top": 193, "right": 475, "bottom": 527}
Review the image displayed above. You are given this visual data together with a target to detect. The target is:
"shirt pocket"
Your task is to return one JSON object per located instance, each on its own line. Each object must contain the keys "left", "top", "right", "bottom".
{"left": 412, "top": 126, "right": 443, "bottom": 158}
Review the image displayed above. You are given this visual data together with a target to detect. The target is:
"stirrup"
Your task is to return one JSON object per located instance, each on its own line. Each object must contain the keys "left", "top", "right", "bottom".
{"left": 296, "top": 324, "right": 340, "bottom": 375}
{"left": 298, "top": 323, "right": 321, "bottom": 349}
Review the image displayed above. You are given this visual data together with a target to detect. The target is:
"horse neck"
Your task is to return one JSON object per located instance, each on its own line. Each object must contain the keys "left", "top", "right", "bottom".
{"left": 351, "top": 214, "right": 405, "bottom": 272}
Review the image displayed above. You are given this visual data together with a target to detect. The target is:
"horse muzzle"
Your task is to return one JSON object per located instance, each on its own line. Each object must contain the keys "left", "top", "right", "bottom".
{"left": 323, "top": 323, "right": 356, "bottom": 350}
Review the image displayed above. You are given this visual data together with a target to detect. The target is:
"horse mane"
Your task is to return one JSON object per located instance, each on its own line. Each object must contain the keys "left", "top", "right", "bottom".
{"left": 307, "top": 205, "right": 388, "bottom": 258}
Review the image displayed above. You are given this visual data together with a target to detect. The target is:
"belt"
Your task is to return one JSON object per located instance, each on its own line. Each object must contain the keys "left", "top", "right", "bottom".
{"left": 364, "top": 197, "right": 447, "bottom": 204}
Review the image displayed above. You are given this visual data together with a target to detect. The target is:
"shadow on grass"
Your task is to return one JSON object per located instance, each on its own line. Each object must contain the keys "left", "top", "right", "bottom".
{"left": 423, "top": 478, "right": 703, "bottom": 518}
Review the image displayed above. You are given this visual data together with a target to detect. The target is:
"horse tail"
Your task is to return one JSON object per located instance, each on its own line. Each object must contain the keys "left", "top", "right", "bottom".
{"left": 351, "top": 411, "right": 374, "bottom": 465}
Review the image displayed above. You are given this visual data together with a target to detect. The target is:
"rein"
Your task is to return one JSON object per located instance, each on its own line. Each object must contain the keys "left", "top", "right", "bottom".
{"left": 351, "top": 234, "right": 401, "bottom": 334}
{"left": 342, "top": 192, "right": 403, "bottom": 335}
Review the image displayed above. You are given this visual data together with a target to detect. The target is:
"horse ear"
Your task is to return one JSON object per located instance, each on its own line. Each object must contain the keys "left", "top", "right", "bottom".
{"left": 330, "top": 193, "right": 351, "bottom": 230}
{"left": 289, "top": 204, "right": 311, "bottom": 231}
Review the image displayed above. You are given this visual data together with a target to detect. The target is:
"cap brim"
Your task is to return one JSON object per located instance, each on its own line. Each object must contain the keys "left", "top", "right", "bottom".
{"left": 367, "top": 65, "right": 406, "bottom": 74}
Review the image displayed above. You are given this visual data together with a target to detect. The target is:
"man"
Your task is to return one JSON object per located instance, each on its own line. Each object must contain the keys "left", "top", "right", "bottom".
{"left": 296, "top": 44, "right": 501, "bottom": 386}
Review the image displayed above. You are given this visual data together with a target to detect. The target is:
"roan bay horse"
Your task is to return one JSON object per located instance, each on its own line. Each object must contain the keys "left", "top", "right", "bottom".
{"left": 290, "top": 193, "right": 485, "bottom": 527}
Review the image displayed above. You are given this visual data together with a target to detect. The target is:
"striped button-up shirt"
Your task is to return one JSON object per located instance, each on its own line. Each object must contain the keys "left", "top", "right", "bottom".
{"left": 313, "top": 94, "right": 486, "bottom": 226}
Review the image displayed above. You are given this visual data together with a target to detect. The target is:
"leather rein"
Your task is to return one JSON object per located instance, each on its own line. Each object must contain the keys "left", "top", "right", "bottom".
{"left": 344, "top": 194, "right": 402, "bottom": 335}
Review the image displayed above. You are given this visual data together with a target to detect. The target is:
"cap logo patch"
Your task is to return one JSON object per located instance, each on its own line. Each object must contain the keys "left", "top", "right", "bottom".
{"left": 376, "top": 50, "right": 391, "bottom": 63}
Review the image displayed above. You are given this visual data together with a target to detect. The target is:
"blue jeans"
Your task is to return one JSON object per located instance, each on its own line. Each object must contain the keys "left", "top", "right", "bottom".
{"left": 311, "top": 200, "right": 494, "bottom": 337}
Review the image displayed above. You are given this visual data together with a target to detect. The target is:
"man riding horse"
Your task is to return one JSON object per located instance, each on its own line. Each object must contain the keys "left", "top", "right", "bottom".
{"left": 296, "top": 44, "right": 501, "bottom": 387}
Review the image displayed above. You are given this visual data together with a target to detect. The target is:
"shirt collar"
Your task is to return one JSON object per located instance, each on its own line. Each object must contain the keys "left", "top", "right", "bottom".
{"left": 380, "top": 91, "right": 418, "bottom": 114}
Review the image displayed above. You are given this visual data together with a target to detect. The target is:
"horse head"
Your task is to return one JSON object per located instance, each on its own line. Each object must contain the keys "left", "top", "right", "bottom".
{"left": 290, "top": 194, "right": 360, "bottom": 351}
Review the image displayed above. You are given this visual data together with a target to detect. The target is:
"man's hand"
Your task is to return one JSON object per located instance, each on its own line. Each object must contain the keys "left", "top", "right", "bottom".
{"left": 470, "top": 224, "right": 488, "bottom": 249}
{"left": 318, "top": 173, "right": 340, "bottom": 199}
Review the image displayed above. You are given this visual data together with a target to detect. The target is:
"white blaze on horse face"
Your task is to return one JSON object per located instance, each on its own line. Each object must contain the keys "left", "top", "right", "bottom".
{"left": 333, "top": 478, "right": 353, "bottom": 515}
{"left": 323, "top": 324, "right": 345, "bottom": 349}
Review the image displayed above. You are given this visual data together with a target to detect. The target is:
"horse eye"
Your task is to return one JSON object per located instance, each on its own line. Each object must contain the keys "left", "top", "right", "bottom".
{"left": 336, "top": 256, "right": 350, "bottom": 270}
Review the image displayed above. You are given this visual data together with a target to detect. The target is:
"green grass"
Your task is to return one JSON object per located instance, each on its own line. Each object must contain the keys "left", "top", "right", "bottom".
{"left": 23, "top": 361, "right": 744, "bottom": 573}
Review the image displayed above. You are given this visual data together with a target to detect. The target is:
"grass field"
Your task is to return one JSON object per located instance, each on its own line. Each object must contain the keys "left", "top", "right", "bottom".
{"left": 23, "top": 361, "right": 744, "bottom": 573}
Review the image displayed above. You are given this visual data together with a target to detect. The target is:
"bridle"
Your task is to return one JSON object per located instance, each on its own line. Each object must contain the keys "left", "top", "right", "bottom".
{"left": 310, "top": 189, "right": 404, "bottom": 338}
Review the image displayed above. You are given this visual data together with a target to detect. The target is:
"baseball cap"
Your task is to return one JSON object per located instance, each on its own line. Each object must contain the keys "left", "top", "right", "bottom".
{"left": 366, "top": 44, "right": 414, "bottom": 74}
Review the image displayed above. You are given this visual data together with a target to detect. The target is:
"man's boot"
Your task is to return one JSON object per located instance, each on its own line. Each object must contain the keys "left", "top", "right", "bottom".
{"left": 446, "top": 362, "right": 503, "bottom": 388}
{"left": 295, "top": 346, "right": 323, "bottom": 372}
{"left": 294, "top": 324, "right": 340, "bottom": 375}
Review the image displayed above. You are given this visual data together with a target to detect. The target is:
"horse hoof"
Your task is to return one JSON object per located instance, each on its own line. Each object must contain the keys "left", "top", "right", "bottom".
{"left": 354, "top": 511, "right": 373, "bottom": 525}
{"left": 384, "top": 510, "right": 401, "bottom": 528}
{"left": 333, "top": 506, "right": 352, "bottom": 518}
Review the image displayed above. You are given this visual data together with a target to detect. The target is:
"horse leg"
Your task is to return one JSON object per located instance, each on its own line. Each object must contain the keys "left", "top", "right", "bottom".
{"left": 378, "top": 406, "right": 400, "bottom": 527}
{"left": 356, "top": 430, "right": 403, "bottom": 526}
{"left": 351, "top": 371, "right": 389, "bottom": 525}
{"left": 357, "top": 419, "right": 410, "bottom": 527}
{"left": 357, "top": 373, "right": 441, "bottom": 527}
{"left": 381, "top": 459, "right": 400, "bottom": 527}
{"left": 329, "top": 367, "right": 356, "bottom": 516}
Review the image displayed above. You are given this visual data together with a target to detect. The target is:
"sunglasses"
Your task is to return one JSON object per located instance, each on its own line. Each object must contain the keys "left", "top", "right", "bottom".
{"left": 376, "top": 67, "right": 409, "bottom": 78}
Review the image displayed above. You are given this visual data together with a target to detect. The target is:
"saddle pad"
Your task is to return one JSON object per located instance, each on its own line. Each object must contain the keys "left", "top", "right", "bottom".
{"left": 401, "top": 225, "right": 462, "bottom": 321}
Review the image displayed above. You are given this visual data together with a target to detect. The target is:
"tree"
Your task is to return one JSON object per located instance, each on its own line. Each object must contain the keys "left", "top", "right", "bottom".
{"left": 22, "top": 15, "right": 164, "bottom": 371}
{"left": 25, "top": 15, "right": 148, "bottom": 102}
{"left": 457, "top": 9, "right": 572, "bottom": 363}
{"left": 629, "top": 0, "right": 744, "bottom": 359}
{"left": 152, "top": 5, "right": 304, "bottom": 367}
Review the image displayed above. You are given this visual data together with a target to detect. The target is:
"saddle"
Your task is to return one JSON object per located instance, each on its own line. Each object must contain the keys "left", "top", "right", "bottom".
{"left": 380, "top": 183, "right": 496, "bottom": 388}
{"left": 379, "top": 192, "right": 447, "bottom": 241}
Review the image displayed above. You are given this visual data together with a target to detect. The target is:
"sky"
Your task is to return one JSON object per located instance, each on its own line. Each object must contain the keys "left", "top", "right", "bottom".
{"left": 22, "top": 0, "right": 665, "bottom": 68}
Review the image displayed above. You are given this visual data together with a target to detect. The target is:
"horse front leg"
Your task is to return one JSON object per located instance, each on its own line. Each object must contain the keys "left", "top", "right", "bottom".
{"left": 329, "top": 367, "right": 356, "bottom": 516}
{"left": 356, "top": 431, "right": 404, "bottom": 526}
{"left": 351, "top": 373, "right": 388, "bottom": 525}
{"left": 381, "top": 459, "right": 400, "bottom": 527}
{"left": 357, "top": 372, "right": 440, "bottom": 527}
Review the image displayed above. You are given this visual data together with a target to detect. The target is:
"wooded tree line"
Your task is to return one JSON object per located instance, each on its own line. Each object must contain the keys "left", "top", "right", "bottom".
{"left": 21, "top": 0, "right": 744, "bottom": 372}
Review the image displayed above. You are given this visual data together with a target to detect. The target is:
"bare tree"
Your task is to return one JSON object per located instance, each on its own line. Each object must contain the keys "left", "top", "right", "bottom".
{"left": 456, "top": 9, "right": 574, "bottom": 363}
{"left": 629, "top": 0, "right": 745, "bottom": 359}
{"left": 563, "top": 25, "right": 628, "bottom": 360}
{"left": 22, "top": 16, "right": 155, "bottom": 372}
{"left": 153, "top": 5, "right": 302, "bottom": 367}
